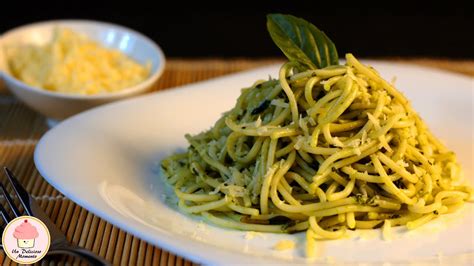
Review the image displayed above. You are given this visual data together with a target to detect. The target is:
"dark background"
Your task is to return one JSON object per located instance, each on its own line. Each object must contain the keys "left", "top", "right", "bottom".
{"left": 1, "top": 2, "right": 473, "bottom": 59}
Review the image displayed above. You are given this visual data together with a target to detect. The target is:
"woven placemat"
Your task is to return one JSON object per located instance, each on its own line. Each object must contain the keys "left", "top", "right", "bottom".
{"left": 0, "top": 58, "right": 472, "bottom": 265}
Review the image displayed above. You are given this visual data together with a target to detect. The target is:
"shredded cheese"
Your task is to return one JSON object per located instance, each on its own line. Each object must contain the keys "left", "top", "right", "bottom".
{"left": 244, "top": 231, "right": 263, "bottom": 240}
{"left": 6, "top": 28, "right": 150, "bottom": 95}
{"left": 272, "top": 240, "right": 296, "bottom": 250}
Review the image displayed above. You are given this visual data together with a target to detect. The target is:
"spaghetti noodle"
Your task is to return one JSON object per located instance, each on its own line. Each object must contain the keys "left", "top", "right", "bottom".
{"left": 161, "top": 53, "right": 472, "bottom": 258}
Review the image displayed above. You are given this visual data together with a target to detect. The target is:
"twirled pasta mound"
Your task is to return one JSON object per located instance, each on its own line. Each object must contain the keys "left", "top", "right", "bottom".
{"left": 161, "top": 54, "right": 472, "bottom": 257}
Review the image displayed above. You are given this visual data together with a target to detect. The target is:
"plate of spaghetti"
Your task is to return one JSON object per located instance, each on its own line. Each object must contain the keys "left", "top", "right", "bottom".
{"left": 35, "top": 14, "right": 473, "bottom": 265}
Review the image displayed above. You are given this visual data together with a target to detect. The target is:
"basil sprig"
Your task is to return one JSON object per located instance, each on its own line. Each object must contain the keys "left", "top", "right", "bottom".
{"left": 267, "top": 14, "right": 339, "bottom": 69}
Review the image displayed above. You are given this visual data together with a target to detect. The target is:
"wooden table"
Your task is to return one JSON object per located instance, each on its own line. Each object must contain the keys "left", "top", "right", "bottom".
{"left": 0, "top": 58, "right": 472, "bottom": 265}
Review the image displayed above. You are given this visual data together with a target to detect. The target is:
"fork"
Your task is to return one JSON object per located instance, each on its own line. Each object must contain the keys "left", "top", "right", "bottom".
{"left": 1, "top": 167, "right": 111, "bottom": 265}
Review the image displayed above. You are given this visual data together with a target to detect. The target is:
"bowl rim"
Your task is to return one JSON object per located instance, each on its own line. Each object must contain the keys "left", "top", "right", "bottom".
{"left": 0, "top": 19, "right": 166, "bottom": 100}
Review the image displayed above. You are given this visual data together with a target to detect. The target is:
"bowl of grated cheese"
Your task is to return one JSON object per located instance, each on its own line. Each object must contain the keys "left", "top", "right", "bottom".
{"left": 0, "top": 20, "right": 165, "bottom": 125}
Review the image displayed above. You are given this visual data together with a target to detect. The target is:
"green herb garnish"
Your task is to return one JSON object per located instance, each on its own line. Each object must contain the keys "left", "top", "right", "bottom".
{"left": 267, "top": 14, "right": 339, "bottom": 70}
{"left": 251, "top": 100, "right": 271, "bottom": 115}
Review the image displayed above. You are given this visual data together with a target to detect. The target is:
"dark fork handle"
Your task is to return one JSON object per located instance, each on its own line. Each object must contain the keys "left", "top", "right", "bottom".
{"left": 47, "top": 246, "right": 111, "bottom": 266}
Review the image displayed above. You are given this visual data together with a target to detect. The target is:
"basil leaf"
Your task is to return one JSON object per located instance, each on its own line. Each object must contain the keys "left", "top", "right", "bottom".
{"left": 267, "top": 14, "right": 339, "bottom": 69}
{"left": 251, "top": 100, "right": 271, "bottom": 115}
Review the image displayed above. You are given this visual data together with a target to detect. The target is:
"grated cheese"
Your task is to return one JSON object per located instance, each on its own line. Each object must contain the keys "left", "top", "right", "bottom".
{"left": 244, "top": 231, "right": 263, "bottom": 240}
{"left": 272, "top": 240, "right": 295, "bottom": 250}
{"left": 7, "top": 28, "right": 150, "bottom": 95}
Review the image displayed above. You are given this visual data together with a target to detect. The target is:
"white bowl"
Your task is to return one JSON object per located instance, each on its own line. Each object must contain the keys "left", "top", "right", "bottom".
{"left": 0, "top": 20, "right": 165, "bottom": 124}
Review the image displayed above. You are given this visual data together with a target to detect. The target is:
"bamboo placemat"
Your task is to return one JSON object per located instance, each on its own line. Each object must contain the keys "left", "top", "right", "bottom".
{"left": 0, "top": 58, "right": 472, "bottom": 265}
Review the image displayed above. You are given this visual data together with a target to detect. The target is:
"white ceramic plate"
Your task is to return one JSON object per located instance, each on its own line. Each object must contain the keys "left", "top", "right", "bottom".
{"left": 34, "top": 62, "right": 474, "bottom": 265}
